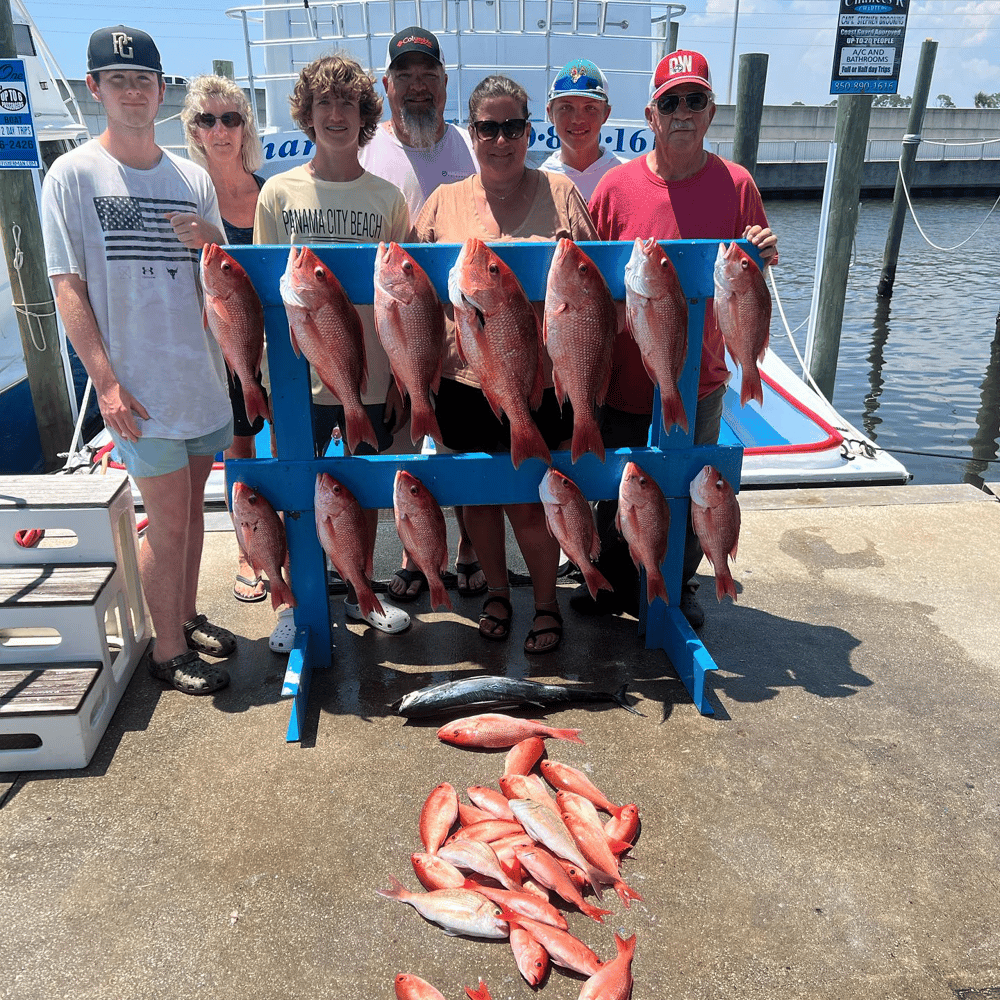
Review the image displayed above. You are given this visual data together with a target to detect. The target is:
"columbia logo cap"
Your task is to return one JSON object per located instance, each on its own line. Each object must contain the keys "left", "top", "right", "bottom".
{"left": 547, "top": 59, "right": 610, "bottom": 104}
{"left": 386, "top": 26, "right": 443, "bottom": 71}
{"left": 649, "top": 49, "right": 712, "bottom": 102}
{"left": 87, "top": 24, "right": 162, "bottom": 75}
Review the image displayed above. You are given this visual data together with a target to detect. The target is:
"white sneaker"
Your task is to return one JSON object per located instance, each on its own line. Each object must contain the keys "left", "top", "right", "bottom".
{"left": 269, "top": 607, "right": 296, "bottom": 653}
{"left": 344, "top": 598, "right": 410, "bottom": 634}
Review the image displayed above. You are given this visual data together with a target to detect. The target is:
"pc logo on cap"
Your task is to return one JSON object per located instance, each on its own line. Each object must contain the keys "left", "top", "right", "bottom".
{"left": 386, "top": 26, "right": 443, "bottom": 71}
{"left": 547, "top": 59, "right": 610, "bottom": 104}
{"left": 649, "top": 50, "right": 712, "bottom": 102}
{"left": 87, "top": 24, "right": 162, "bottom": 75}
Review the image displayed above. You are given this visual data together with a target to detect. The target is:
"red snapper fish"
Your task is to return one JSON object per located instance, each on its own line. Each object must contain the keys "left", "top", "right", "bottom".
{"left": 689, "top": 464, "right": 741, "bottom": 602}
{"left": 419, "top": 781, "right": 459, "bottom": 854}
{"left": 713, "top": 240, "right": 772, "bottom": 407}
{"left": 314, "top": 472, "right": 382, "bottom": 621}
{"left": 280, "top": 245, "right": 377, "bottom": 453}
{"left": 616, "top": 462, "right": 671, "bottom": 606}
{"left": 230, "top": 482, "right": 295, "bottom": 611}
{"left": 504, "top": 736, "right": 547, "bottom": 776}
{"left": 543, "top": 238, "right": 616, "bottom": 462}
{"left": 538, "top": 469, "right": 612, "bottom": 601}
{"left": 578, "top": 932, "right": 637, "bottom": 1000}
{"left": 624, "top": 237, "right": 689, "bottom": 435}
{"left": 539, "top": 758, "right": 623, "bottom": 817}
{"left": 374, "top": 241, "right": 445, "bottom": 444}
{"left": 393, "top": 470, "right": 452, "bottom": 611}
{"left": 437, "top": 713, "right": 584, "bottom": 748}
{"left": 376, "top": 877, "right": 509, "bottom": 938}
{"left": 394, "top": 973, "right": 447, "bottom": 1000}
{"left": 200, "top": 244, "right": 270, "bottom": 426}
{"left": 464, "top": 982, "right": 493, "bottom": 1000}
{"left": 509, "top": 926, "right": 548, "bottom": 986}
{"left": 449, "top": 237, "right": 551, "bottom": 469}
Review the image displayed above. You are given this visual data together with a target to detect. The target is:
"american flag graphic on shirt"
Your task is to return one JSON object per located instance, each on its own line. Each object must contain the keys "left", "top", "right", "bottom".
{"left": 93, "top": 195, "right": 200, "bottom": 263}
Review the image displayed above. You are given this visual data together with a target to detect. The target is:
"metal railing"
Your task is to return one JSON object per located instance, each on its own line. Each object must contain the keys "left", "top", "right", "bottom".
{"left": 711, "top": 138, "right": 1000, "bottom": 164}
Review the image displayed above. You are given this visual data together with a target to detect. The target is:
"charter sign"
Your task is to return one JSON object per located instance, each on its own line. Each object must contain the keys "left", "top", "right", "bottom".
{"left": 830, "top": 0, "right": 910, "bottom": 95}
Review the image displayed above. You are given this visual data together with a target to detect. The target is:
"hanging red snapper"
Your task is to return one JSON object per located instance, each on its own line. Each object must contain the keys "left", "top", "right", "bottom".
{"left": 538, "top": 469, "right": 611, "bottom": 601}
{"left": 624, "top": 237, "right": 689, "bottom": 435}
{"left": 689, "top": 464, "right": 741, "bottom": 602}
{"left": 393, "top": 470, "right": 452, "bottom": 611}
{"left": 230, "top": 482, "right": 295, "bottom": 611}
{"left": 314, "top": 472, "right": 382, "bottom": 621}
{"left": 543, "top": 238, "right": 616, "bottom": 462}
{"left": 713, "top": 241, "right": 771, "bottom": 407}
{"left": 200, "top": 244, "right": 270, "bottom": 427}
{"left": 280, "top": 245, "right": 377, "bottom": 453}
{"left": 616, "top": 462, "right": 670, "bottom": 606}
{"left": 374, "top": 241, "right": 445, "bottom": 445}
{"left": 449, "top": 238, "right": 551, "bottom": 469}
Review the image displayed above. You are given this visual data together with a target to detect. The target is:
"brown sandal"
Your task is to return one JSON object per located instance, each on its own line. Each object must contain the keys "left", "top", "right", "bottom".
{"left": 479, "top": 594, "right": 513, "bottom": 641}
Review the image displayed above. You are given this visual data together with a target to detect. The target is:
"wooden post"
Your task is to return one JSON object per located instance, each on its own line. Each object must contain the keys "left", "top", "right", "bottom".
{"left": 731, "top": 53, "right": 768, "bottom": 177}
{"left": 808, "top": 94, "right": 873, "bottom": 401}
{"left": 0, "top": 0, "right": 75, "bottom": 470}
{"left": 877, "top": 39, "right": 938, "bottom": 299}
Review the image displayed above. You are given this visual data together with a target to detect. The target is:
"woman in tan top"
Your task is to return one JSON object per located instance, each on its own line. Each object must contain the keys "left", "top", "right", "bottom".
{"left": 414, "top": 75, "right": 598, "bottom": 655}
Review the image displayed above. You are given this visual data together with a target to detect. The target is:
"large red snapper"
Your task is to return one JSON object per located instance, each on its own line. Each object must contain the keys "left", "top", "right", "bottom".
{"left": 689, "top": 464, "right": 741, "bottom": 602}
{"left": 394, "top": 973, "right": 448, "bottom": 1000}
{"left": 392, "top": 470, "right": 452, "bottom": 611}
{"left": 201, "top": 244, "right": 270, "bottom": 427}
{"left": 624, "top": 237, "right": 689, "bottom": 435}
{"left": 616, "top": 462, "right": 670, "bottom": 606}
{"left": 543, "top": 238, "right": 616, "bottom": 462}
{"left": 374, "top": 242, "right": 445, "bottom": 444}
{"left": 437, "top": 713, "right": 584, "bottom": 748}
{"left": 313, "top": 472, "right": 382, "bottom": 621}
{"left": 230, "top": 482, "right": 295, "bottom": 611}
{"left": 578, "top": 932, "right": 637, "bottom": 1000}
{"left": 375, "top": 877, "right": 509, "bottom": 938}
{"left": 280, "top": 245, "right": 377, "bottom": 454}
{"left": 449, "top": 238, "right": 551, "bottom": 469}
{"left": 713, "top": 240, "right": 772, "bottom": 407}
{"left": 538, "top": 469, "right": 611, "bottom": 601}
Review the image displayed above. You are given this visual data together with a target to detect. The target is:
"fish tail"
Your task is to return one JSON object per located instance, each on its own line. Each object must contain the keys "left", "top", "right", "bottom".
{"left": 549, "top": 726, "right": 585, "bottom": 744}
{"left": 612, "top": 684, "right": 644, "bottom": 717}
{"left": 427, "top": 576, "right": 453, "bottom": 613}
{"left": 661, "top": 392, "right": 689, "bottom": 435}
{"left": 345, "top": 407, "right": 379, "bottom": 454}
{"left": 583, "top": 564, "right": 614, "bottom": 601}
{"left": 613, "top": 879, "right": 644, "bottom": 908}
{"left": 244, "top": 381, "right": 271, "bottom": 427}
{"left": 715, "top": 569, "right": 738, "bottom": 603}
{"left": 739, "top": 363, "right": 764, "bottom": 407}
{"left": 571, "top": 415, "right": 606, "bottom": 464}
{"left": 269, "top": 574, "right": 297, "bottom": 612}
{"left": 409, "top": 403, "right": 444, "bottom": 447}
{"left": 375, "top": 874, "right": 409, "bottom": 900}
{"left": 509, "top": 420, "right": 552, "bottom": 470}
{"left": 357, "top": 585, "right": 386, "bottom": 621}
{"left": 579, "top": 900, "right": 615, "bottom": 923}
{"left": 646, "top": 568, "right": 669, "bottom": 607}
{"left": 464, "top": 979, "right": 493, "bottom": 1000}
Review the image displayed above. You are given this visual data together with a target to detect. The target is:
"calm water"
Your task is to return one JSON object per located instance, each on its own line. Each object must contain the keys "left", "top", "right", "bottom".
{"left": 763, "top": 195, "right": 1000, "bottom": 488}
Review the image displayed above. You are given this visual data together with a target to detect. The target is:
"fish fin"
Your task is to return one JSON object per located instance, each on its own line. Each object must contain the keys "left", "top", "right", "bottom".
{"left": 288, "top": 322, "right": 303, "bottom": 359}
{"left": 661, "top": 391, "right": 689, "bottom": 436}
{"left": 609, "top": 836, "right": 634, "bottom": 854}
{"left": 409, "top": 405, "right": 444, "bottom": 447}
{"left": 269, "top": 575, "right": 296, "bottom": 612}
{"left": 571, "top": 414, "right": 605, "bottom": 464}
{"left": 375, "top": 874, "right": 408, "bottom": 899}
{"left": 578, "top": 900, "right": 615, "bottom": 923}
{"left": 345, "top": 408, "right": 379, "bottom": 455}
{"left": 613, "top": 683, "right": 644, "bottom": 717}
{"left": 427, "top": 575, "right": 453, "bottom": 612}
{"left": 357, "top": 585, "right": 386, "bottom": 621}
{"left": 244, "top": 381, "right": 271, "bottom": 428}
{"left": 509, "top": 420, "right": 552, "bottom": 471}
{"left": 613, "top": 879, "right": 643, "bottom": 908}
{"left": 646, "top": 568, "right": 669, "bottom": 607}
{"left": 545, "top": 726, "right": 585, "bottom": 745}
{"left": 715, "top": 569, "right": 738, "bottom": 603}
{"left": 464, "top": 980, "right": 494, "bottom": 1000}
{"left": 583, "top": 564, "right": 614, "bottom": 601}
{"left": 739, "top": 362, "right": 764, "bottom": 407}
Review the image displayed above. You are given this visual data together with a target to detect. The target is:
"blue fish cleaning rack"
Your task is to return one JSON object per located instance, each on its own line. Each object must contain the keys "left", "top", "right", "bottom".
{"left": 227, "top": 239, "right": 746, "bottom": 741}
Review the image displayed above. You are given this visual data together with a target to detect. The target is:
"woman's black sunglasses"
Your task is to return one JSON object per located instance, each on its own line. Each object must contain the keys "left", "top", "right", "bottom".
{"left": 194, "top": 111, "right": 245, "bottom": 129}
{"left": 470, "top": 118, "right": 530, "bottom": 141}
{"left": 655, "top": 92, "right": 712, "bottom": 115}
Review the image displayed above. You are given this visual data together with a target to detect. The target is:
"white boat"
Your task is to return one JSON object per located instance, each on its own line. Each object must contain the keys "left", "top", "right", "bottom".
{"left": 0, "top": 0, "right": 90, "bottom": 474}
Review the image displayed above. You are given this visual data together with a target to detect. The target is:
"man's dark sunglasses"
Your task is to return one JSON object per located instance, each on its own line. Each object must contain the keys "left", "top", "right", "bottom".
{"left": 470, "top": 118, "right": 530, "bottom": 140}
{"left": 194, "top": 111, "right": 245, "bottom": 129}
{"left": 655, "top": 92, "right": 712, "bottom": 115}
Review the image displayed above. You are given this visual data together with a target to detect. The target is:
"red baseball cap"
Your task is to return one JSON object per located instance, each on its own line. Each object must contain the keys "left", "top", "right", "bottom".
{"left": 649, "top": 50, "right": 713, "bottom": 102}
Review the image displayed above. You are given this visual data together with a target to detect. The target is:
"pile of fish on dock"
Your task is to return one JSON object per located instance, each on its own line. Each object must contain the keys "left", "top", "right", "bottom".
{"left": 381, "top": 713, "right": 640, "bottom": 998}
{"left": 206, "top": 237, "right": 758, "bottom": 611}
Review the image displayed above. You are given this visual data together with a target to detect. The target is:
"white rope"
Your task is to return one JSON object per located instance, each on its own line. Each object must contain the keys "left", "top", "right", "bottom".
{"left": 896, "top": 158, "right": 1000, "bottom": 251}
{"left": 766, "top": 266, "right": 830, "bottom": 404}
{"left": 9, "top": 223, "right": 57, "bottom": 352}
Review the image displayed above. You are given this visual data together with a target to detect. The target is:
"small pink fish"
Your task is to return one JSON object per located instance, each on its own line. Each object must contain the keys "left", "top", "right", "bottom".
{"left": 690, "top": 464, "right": 741, "bottom": 602}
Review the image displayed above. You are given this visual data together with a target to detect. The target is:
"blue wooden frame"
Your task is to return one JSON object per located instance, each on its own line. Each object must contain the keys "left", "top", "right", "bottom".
{"left": 226, "top": 239, "right": 745, "bottom": 740}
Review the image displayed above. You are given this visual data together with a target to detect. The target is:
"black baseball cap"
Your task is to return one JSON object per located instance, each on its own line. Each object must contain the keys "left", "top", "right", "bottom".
{"left": 386, "top": 27, "right": 443, "bottom": 72}
{"left": 87, "top": 25, "right": 162, "bottom": 75}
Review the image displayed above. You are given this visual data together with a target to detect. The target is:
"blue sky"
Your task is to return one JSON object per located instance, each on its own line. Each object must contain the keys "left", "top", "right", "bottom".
{"left": 23, "top": 0, "right": 1000, "bottom": 108}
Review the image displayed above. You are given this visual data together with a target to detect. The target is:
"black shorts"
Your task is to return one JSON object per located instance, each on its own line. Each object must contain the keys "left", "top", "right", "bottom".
{"left": 312, "top": 402, "right": 395, "bottom": 457}
{"left": 228, "top": 367, "right": 269, "bottom": 438}
{"left": 434, "top": 378, "right": 573, "bottom": 454}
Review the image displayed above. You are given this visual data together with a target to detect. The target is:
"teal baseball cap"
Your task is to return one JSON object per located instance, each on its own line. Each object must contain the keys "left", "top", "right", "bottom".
{"left": 547, "top": 59, "right": 610, "bottom": 104}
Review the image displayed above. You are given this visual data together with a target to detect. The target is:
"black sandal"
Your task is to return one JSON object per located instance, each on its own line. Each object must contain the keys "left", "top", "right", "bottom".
{"left": 479, "top": 594, "right": 513, "bottom": 641}
{"left": 145, "top": 648, "right": 229, "bottom": 695}
{"left": 388, "top": 567, "right": 427, "bottom": 603}
{"left": 524, "top": 608, "right": 564, "bottom": 655}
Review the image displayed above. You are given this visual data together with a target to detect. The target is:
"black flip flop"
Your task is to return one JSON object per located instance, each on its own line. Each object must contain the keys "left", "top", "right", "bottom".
{"left": 479, "top": 594, "right": 513, "bottom": 641}
{"left": 524, "top": 608, "right": 564, "bottom": 655}
{"left": 233, "top": 573, "right": 267, "bottom": 603}
{"left": 456, "top": 560, "right": 488, "bottom": 597}
{"left": 389, "top": 567, "right": 427, "bottom": 602}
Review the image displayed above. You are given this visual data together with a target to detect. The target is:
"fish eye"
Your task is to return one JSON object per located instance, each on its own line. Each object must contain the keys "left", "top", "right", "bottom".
{"left": 488, "top": 263, "right": 498, "bottom": 274}
{"left": 716, "top": 478, "right": 723, "bottom": 488}
{"left": 314, "top": 267, "right": 325, "bottom": 279}
{"left": 578, "top": 263, "right": 588, "bottom": 274}
{"left": 410, "top": 486, "right": 418, "bottom": 496}
{"left": 221, "top": 261, "right": 230, "bottom": 271}
{"left": 402, "top": 261, "right": 412, "bottom": 273}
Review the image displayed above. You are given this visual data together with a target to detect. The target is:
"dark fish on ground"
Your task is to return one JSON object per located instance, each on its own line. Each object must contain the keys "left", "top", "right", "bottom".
{"left": 392, "top": 675, "right": 640, "bottom": 717}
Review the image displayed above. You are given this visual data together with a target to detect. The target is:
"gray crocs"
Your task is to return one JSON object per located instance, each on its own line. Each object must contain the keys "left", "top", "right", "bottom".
{"left": 183, "top": 613, "right": 237, "bottom": 657}
{"left": 145, "top": 649, "right": 229, "bottom": 695}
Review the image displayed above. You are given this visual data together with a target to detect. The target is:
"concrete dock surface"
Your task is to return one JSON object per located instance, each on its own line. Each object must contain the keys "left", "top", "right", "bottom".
{"left": 2, "top": 482, "right": 999, "bottom": 1000}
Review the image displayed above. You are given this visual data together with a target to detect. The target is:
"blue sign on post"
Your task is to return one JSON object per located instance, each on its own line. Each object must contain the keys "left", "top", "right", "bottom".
{"left": 0, "top": 59, "right": 39, "bottom": 170}
{"left": 830, "top": 0, "right": 911, "bottom": 96}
